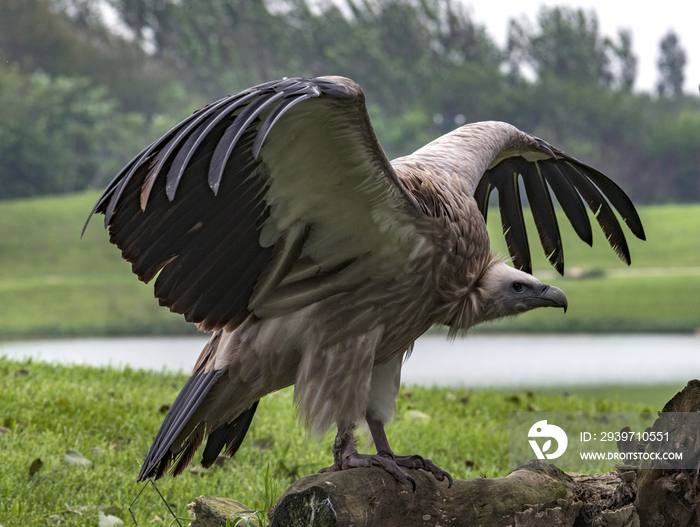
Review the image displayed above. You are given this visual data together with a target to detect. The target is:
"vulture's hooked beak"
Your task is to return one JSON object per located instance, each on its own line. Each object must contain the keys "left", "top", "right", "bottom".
{"left": 530, "top": 283, "right": 568, "bottom": 313}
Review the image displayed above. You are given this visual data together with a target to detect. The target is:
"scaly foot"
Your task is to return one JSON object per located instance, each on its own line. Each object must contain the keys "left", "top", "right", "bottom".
{"left": 319, "top": 427, "right": 452, "bottom": 490}
{"left": 320, "top": 450, "right": 417, "bottom": 490}
{"left": 377, "top": 450, "right": 453, "bottom": 488}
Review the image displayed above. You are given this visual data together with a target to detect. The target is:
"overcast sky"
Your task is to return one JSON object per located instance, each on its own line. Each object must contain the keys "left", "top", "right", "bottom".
{"left": 468, "top": 0, "right": 698, "bottom": 94}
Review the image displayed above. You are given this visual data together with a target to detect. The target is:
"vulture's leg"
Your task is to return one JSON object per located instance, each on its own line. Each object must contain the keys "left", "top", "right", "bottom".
{"left": 316, "top": 350, "right": 416, "bottom": 487}
{"left": 319, "top": 353, "right": 452, "bottom": 488}
{"left": 366, "top": 353, "right": 453, "bottom": 487}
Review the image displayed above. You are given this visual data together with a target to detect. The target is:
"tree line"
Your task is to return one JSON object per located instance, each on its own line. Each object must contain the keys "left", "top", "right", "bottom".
{"left": 0, "top": 0, "right": 697, "bottom": 202}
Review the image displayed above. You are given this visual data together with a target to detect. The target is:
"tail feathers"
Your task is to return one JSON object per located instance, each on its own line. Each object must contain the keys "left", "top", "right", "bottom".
{"left": 201, "top": 400, "right": 259, "bottom": 468}
{"left": 172, "top": 426, "right": 205, "bottom": 477}
{"left": 138, "top": 367, "right": 224, "bottom": 481}
{"left": 145, "top": 425, "right": 205, "bottom": 479}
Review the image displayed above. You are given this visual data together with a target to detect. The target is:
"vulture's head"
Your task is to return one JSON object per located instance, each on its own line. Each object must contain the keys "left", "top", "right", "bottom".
{"left": 476, "top": 262, "right": 568, "bottom": 324}
{"left": 443, "top": 260, "right": 568, "bottom": 337}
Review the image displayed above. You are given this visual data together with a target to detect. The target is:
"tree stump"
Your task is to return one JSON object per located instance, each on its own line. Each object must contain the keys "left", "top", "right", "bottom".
{"left": 188, "top": 380, "right": 700, "bottom": 527}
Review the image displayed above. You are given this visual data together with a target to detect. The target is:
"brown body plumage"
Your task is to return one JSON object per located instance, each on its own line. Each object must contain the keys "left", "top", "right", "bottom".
{"left": 87, "top": 76, "right": 645, "bottom": 484}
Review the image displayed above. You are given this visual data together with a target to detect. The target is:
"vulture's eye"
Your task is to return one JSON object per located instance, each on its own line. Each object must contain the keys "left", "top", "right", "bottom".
{"left": 512, "top": 282, "right": 524, "bottom": 292}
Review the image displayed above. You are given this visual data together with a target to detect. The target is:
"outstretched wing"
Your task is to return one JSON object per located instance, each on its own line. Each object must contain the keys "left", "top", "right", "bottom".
{"left": 474, "top": 139, "right": 646, "bottom": 275}
{"left": 86, "top": 76, "right": 423, "bottom": 331}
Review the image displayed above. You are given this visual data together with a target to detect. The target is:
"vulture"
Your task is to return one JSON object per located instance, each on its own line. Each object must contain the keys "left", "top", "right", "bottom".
{"left": 86, "top": 76, "right": 645, "bottom": 487}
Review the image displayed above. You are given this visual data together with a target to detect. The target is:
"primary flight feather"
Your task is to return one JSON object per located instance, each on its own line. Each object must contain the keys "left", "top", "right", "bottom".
{"left": 87, "top": 76, "right": 645, "bottom": 486}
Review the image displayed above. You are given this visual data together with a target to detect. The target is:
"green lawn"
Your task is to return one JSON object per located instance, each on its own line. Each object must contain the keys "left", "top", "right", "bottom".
{"left": 487, "top": 203, "right": 700, "bottom": 270}
{"left": 0, "top": 192, "right": 698, "bottom": 338}
{"left": 0, "top": 356, "right": 681, "bottom": 526}
{"left": 0, "top": 192, "right": 192, "bottom": 339}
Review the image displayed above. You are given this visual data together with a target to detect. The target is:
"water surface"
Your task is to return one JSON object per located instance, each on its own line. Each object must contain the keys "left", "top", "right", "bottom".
{"left": 1, "top": 333, "right": 697, "bottom": 387}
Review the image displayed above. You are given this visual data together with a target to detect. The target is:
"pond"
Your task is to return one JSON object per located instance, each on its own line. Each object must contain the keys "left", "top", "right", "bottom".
{"left": 2, "top": 333, "right": 698, "bottom": 387}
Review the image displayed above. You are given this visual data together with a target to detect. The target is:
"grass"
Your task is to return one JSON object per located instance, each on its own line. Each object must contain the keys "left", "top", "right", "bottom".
{"left": 0, "top": 192, "right": 193, "bottom": 339}
{"left": 0, "top": 356, "right": 685, "bottom": 526}
{"left": 488, "top": 203, "right": 700, "bottom": 270}
{"left": 0, "top": 192, "right": 698, "bottom": 339}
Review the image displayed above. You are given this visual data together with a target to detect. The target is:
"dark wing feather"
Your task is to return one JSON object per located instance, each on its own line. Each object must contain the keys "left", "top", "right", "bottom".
{"left": 473, "top": 174, "right": 492, "bottom": 223}
{"left": 91, "top": 97, "right": 236, "bottom": 232}
{"left": 252, "top": 93, "right": 317, "bottom": 157}
{"left": 488, "top": 159, "right": 532, "bottom": 274}
{"left": 86, "top": 76, "right": 422, "bottom": 331}
{"left": 208, "top": 90, "right": 289, "bottom": 195}
{"left": 538, "top": 162, "right": 593, "bottom": 246}
{"left": 162, "top": 92, "right": 260, "bottom": 203}
{"left": 103, "top": 122, "right": 269, "bottom": 330}
{"left": 553, "top": 149, "right": 646, "bottom": 241}
{"left": 481, "top": 140, "right": 645, "bottom": 275}
{"left": 556, "top": 160, "right": 631, "bottom": 264}
{"left": 520, "top": 160, "right": 564, "bottom": 274}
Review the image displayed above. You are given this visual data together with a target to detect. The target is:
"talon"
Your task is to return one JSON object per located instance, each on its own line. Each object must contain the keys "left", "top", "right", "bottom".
{"left": 446, "top": 472, "right": 454, "bottom": 488}
{"left": 407, "top": 474, "right": 416, "bottom": 492}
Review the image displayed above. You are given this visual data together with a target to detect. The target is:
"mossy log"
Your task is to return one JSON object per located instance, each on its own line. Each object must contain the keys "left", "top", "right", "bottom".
{"left": 189, "top": 462, "right": 636, "bottom": 527}
{"left": 189, "top": 380, "right": 700, "bottom": 527}
{"left": 266, "top": 460, "right": 637, "bottom": 527}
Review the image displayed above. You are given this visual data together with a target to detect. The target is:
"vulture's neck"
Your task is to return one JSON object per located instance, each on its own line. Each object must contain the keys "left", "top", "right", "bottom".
{"left": 433, "top": 252, "right": 504, "bottom": 339}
